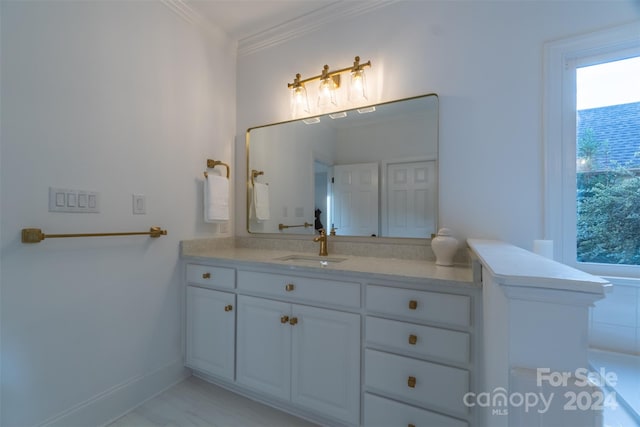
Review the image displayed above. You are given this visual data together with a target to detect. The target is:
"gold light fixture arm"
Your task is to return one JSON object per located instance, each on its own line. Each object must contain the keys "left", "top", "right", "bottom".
{"left": 287, "top": 56, "right": 371, "bottom": 88}
{"left": 21, "top": 227, "right": 168, "bottom": 243}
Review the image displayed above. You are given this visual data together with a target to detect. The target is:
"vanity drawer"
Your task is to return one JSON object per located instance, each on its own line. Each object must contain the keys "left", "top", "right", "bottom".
{"left": 364, "top": 393, "right": 468, "bottom": 427}
{"left": 366, "top": 316, "right": 470, "bottom": 365}
{"left": 237, "top": 270, "right": 360, "bottom": 308}
{"left": 186, "top": 264, "right": 235, "bottom": 289}
{"left": 366, "top": 285, "right": 470, "bottom": 328}
{"left": 365, "top": 349, "right": 469, "bottom": 415}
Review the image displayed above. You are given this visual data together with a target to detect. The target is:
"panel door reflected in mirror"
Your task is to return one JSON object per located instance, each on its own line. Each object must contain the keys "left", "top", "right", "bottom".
{"left": 247, "top": 94, "right": 438, "bottom": 238}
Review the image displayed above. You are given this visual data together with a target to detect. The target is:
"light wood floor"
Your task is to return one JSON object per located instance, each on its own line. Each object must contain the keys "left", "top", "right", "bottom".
{"left": 108, "top": 376, "right": 319, "bottom": 427}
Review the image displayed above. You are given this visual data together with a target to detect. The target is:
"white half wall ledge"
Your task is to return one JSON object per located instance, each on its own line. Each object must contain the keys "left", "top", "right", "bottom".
{"left": 470, "top": 238, "right": 611, "bottom": 427}
{"left": 467, "top": 238, "right": 611, "bottom": 296}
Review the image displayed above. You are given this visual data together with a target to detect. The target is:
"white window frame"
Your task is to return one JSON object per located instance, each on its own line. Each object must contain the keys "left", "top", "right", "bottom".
{"left": 543, "top": 21, "right": 640, "bottom": 278}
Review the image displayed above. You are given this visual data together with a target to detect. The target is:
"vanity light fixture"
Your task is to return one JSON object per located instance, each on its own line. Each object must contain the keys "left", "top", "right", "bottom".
{"left": 288, "top": 55, "right": 371, "bottom": 118}
{"left": 317, "top": 65, "right": 339, "bottom": 112}
{"left": 349, "top": 56, "right": 369, "bottom": 103}
{"left": 290, "top": 73, "right": 310, "bottom": 118}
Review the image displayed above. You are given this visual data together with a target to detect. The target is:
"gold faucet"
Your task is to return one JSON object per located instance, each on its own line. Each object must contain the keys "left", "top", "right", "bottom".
{"left": 313, "top": 229, "right": 328, "bottom": 256}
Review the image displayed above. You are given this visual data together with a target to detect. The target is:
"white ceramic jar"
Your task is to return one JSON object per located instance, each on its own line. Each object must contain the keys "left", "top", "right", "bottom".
{"left": 431, "top": 228, "right": 459, "bottom": 266}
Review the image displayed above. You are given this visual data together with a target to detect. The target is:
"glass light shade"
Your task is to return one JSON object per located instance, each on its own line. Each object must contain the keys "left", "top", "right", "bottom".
{"left": 317, "top": 78, "right": 338, "bottom": 112}
{"left": 349, "top": 69, "right": 368, "bottom": 103}
{"left": 290, "top": 85, "right": 310, "bottom": 118}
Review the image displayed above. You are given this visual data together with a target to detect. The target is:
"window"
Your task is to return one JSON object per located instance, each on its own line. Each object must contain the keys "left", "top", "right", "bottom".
{"left": 544, "top": 22, "right": 640, "bottom": 278}
{"left": 576, "top": 57, "right": 640, "bottom": 266}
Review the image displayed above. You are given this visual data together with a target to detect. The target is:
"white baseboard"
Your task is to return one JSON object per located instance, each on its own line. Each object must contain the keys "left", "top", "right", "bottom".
{"left": 40, "top": 359, "right": 190, "bottom": 427}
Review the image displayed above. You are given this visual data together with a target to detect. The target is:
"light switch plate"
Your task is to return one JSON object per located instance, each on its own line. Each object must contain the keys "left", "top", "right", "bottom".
{"left": 132, "top": 194, "right": 146, "bottom": 214}
{"left": 49, "top": 187, "right": 99, "bottom": 213}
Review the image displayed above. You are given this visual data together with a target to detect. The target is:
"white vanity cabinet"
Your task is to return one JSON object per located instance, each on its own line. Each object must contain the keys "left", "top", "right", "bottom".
{"left": 183, "top": 255, "right": 479, "bottom": 427}
{"left": 185, "top": 263, "right": 236, "bottom": 380}
{"left": 364, "top": 284, "right": 473, "bottom": 427}
{"left": 236, "top": 272, "right": 361, "bottom": 426}
{"left": 185, "top": 286, "right": 236, "bottom": 380}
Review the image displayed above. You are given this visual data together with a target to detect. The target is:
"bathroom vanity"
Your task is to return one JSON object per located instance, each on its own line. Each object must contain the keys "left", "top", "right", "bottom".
{"left": 182, "top": 84, "right": 612, "bottom": 427}
{"left": 181, "top": 242, "right": 481, "bottom": 427}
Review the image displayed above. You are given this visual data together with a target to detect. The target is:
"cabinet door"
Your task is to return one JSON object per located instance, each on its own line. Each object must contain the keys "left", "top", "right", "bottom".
{"left": 291, "top": 305, "right": 361, "bottom": 425}
{"left": 186, "top": 286, "right": 235, "bottom": 380}
{"left": 236, "top": 295, "right": 291, "bottom": 400}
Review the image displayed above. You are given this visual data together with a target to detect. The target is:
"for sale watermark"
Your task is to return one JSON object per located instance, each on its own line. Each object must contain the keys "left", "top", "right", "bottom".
{"left": 463, "top": 367, "right": 619, "bottom": 416}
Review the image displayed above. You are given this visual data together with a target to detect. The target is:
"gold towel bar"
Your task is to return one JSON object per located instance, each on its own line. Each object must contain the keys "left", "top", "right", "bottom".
{"left": 279, "top": 222, "right": 312, "bottom": 231}
{"left": 204, "top": 159, "right": 230, "bottom": 179}
{"left": 21, "top": 226, "right": 168, "bottom": 243}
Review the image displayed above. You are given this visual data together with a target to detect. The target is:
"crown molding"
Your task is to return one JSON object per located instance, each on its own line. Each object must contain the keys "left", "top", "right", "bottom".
{"left": 238, "top": 1, "right": 399, "bottom": 57}
{"left": 160, "top": 0, "right": 236, "bottom": 50}
{"left": 161, "top": 0, "right": 397, "bottom": 57}
{"left": 160, "top": 0, "right": 199, "bottom": 26}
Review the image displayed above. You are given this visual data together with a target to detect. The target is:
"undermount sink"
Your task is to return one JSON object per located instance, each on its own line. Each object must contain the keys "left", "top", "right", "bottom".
{"left": 275, "top": 254, "right": 348, "bottom": 266}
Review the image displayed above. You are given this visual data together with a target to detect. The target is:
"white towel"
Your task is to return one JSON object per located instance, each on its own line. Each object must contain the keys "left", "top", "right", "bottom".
{"left": 252, "top": 182, "right": 270, "bottom": 221}
{"left": 204, "top": 174, "right": 229, "bottom": 222}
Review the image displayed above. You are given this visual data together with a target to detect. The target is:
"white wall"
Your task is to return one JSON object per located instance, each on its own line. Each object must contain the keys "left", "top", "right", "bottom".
{"left": 235, "top": 0, "right": 638, "bottom": 247}
{"left": 0, "top": 1, "right": 235, "bottom": 425}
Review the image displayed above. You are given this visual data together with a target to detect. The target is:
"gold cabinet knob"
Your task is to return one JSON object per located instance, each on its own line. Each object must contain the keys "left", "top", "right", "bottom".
{"left": 408, "top": 300, "right": 418, "bottom": 310}
{"left": 280, "top": 315, "right": 289, "bottom": 324}
{"left": 408, "top": 424, "right": 416, "bottom": 427}
{"left": 285, "top": 283, "right": 295, "bottom": 292}
{"left": 407, "top": 376, "right": 416, "bottom": 388}
{"left": 408, "top": 334, "right": 418, "bottom": 345}
{"left": 202, "top": 272, "right": 211, "bottom": 279}
{"left": 224, "top": 304, "right": 233, "bottom": 312}
{"left": 289, "top": 317, "right": 298, "bottom": 325}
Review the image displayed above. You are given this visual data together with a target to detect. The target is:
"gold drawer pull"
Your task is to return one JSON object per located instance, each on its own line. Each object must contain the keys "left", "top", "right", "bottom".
{"left": 224, "top": 304, "right": 233, "bottom": 312}
{"left": 202, "top": 272, "right": 211, "bottom": 279}
{"left": 408, "top": 424, "right": 416, "bottom": 427}
{"left": 407, "top": 376, "right": 416, "bottom": 388}
{"left": 408, "top": 300, "right": 418, "bottom": 310}
{"left": 408, "top": 334, "right": 418, "bottom": 345}
{"left": 285, "top": 283, "right": 295, "bottom": 292}
{"left": 280, "top": 315, "right": 289, "bottom": 324}
{"left": 289, "top": 317, "right": 298, "bottom": 325}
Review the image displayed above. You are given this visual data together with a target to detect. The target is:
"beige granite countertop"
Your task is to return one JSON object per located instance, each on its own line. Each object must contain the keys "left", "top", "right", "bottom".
{"left": 181, "top": 238, "right": 476, "bottom": 285}
{"left": 467, "top": 239, "right": 611, "bottom": 294}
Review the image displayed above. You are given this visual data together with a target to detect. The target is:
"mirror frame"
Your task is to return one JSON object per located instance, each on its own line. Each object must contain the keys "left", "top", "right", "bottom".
{"left": 246, "top": 93, "right": 439, "bottom": 240}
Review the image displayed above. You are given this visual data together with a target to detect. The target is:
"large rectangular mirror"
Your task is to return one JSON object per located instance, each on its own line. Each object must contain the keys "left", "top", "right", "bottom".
{"left": 247, "top": 93, "right": 438, "bottom": 238}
